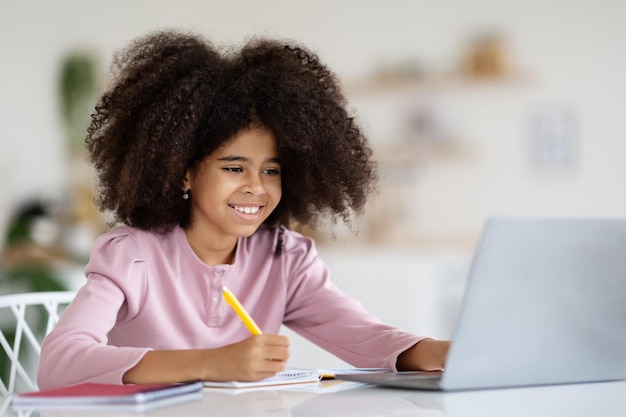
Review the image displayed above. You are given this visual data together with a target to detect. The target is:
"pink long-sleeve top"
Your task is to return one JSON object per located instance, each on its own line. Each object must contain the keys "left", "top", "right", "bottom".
{"left": 37, "top": 225, "right": 423, "bottom": 389}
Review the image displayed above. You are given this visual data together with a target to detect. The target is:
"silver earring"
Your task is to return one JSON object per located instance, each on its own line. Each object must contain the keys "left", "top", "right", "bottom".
{"left": 183, "top": 190, "right": 189, "bottom": 200}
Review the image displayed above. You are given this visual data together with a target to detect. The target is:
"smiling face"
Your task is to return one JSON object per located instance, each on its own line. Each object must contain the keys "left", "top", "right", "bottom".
{"left": 183, "top": 125, "right": 282, "bottom": 255}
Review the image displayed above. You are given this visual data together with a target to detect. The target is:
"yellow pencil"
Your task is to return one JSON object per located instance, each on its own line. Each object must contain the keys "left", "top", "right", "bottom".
{"left": 222, "top": 286, "right": 263, "bottom": 335}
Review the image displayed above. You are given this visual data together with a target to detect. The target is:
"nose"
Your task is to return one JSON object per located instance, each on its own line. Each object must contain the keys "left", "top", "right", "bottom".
{"left": 241, "top": 172, "right": 264, "bottom": 195}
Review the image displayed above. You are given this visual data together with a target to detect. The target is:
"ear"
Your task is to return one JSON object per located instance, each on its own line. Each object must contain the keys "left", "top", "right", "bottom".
{"left": 182, "top": 171, "right": 191, "bottom": 192}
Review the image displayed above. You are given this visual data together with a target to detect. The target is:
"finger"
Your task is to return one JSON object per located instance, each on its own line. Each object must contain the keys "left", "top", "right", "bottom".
{"left": 262, "top": 358, "right": 287, "bottom": 373}
{"left": 264, "top": 346, "right": 290, "bottom": 362}
{"left": 262, "top": 335, "right": 290, "bottom": 347}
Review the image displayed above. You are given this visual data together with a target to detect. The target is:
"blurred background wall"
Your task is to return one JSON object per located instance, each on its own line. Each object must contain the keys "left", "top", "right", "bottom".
{"left": 1, "top": 0, "right": 625, "bottom": 366}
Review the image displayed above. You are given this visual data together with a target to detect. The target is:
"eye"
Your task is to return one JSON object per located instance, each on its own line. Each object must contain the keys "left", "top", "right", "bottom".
{"left": 263, "top": 167, "right": 281, "bottom": 176}
{"left": 223, "top": 166, "right": 243, "bottom": 173}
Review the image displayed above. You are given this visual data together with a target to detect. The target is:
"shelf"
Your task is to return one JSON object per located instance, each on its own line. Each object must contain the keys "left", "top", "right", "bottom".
{"left": 342, "top": 70, "right": 533, "bottom": 97}
{"left": 373, "top": 138, "right": 471, "bottom": 169}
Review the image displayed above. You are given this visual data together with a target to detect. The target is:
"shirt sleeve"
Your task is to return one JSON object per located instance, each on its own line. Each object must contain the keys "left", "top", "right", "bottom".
{"left": 281, "top": 233, "right": 425, "bottom": 371}
{"left": 37, "top": 230, "right": 151, "bottom": 390}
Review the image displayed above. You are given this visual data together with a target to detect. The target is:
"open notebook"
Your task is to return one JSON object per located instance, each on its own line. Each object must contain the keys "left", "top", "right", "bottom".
{"left": 203, "top": 368, "right": 321, "bottom": 389}
{"left": 202, "top": 368, "right": 389, "bottom": 389}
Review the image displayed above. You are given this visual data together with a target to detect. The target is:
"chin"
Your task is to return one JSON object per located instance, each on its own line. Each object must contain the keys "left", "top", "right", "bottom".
{"left": 236, "top": 225, "right": 263, "bottom": 237}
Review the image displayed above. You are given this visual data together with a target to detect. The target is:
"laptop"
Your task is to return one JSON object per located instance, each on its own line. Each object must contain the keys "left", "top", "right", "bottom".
{"left": 337, "top": 217, "right": 626, "bottom": 391}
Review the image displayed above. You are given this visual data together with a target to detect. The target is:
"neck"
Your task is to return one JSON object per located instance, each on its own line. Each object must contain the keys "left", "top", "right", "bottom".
{"left": 184, "top": 228, "right": 237, "bottom": 265}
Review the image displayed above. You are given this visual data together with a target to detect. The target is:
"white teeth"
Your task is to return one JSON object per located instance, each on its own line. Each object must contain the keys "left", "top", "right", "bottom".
{"left": 233, "top": 206, "right": 260, "bottom": 214}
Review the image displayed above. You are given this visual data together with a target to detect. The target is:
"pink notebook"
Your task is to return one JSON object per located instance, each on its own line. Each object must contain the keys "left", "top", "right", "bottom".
{"left": 12, "top": 381, "right": 204, "bottom": 407}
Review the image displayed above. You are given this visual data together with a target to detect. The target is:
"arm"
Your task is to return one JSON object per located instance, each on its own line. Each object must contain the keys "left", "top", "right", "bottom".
{"left": 40, "top": 228, "right": 292, "bottom": 388}
{"left": 40, "top": 274, "right": 291, "bottom": 387}
{"left": 280, "top": 231, "right": 431, "bottom": 370}
{"left": 122, "top": 334, "right": 290, "bottom": 384}
{"left": 396, "top": 338, "right": 450, "bottom": 371}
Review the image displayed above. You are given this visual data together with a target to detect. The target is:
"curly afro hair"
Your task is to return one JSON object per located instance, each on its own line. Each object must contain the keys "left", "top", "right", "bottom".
{"left": 86, "top": 29, "right": 378, "bottom": 236}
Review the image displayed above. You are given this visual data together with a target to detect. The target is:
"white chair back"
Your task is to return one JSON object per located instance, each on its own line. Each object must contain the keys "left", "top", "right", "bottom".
{"left": 0, "top": 291, "right": 76, "bottom": 395}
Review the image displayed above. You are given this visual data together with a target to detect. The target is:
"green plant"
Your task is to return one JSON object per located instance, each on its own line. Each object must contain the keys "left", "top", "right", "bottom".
{"left": 59, "top": 52, "right": 98, "bottom": 155}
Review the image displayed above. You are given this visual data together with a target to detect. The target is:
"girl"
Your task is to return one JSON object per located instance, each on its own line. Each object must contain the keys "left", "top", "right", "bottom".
{"left": 37, "top": 29, "right": 449, "bottom": 389}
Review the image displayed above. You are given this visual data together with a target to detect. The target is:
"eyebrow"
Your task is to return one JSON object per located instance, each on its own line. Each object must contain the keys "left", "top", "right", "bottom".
{"left": 217, "top": 155, "right": 281, "bottom": 163}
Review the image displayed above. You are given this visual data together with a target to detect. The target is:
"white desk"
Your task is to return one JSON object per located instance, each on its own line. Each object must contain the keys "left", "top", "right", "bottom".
{"left": 3, "top": 380, "right": 626, "bottom": 417}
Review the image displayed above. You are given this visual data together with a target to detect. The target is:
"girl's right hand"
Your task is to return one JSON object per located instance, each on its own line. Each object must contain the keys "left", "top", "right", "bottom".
{"left": 204, "top": 334, "right": 291, "bottom": 382}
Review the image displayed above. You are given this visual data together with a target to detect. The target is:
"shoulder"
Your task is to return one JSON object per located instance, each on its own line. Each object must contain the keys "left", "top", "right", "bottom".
{"left": 90, "top": 225, "right": 160, "bottom": 254}
{"left": 244, "top": 226, "right": 317, "bottom": 256}
{"left": 239, "top": 227, "right": 321, "bottom": 276}
{"left": 85, "top": 226, "right": 175, "bottom": 273}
